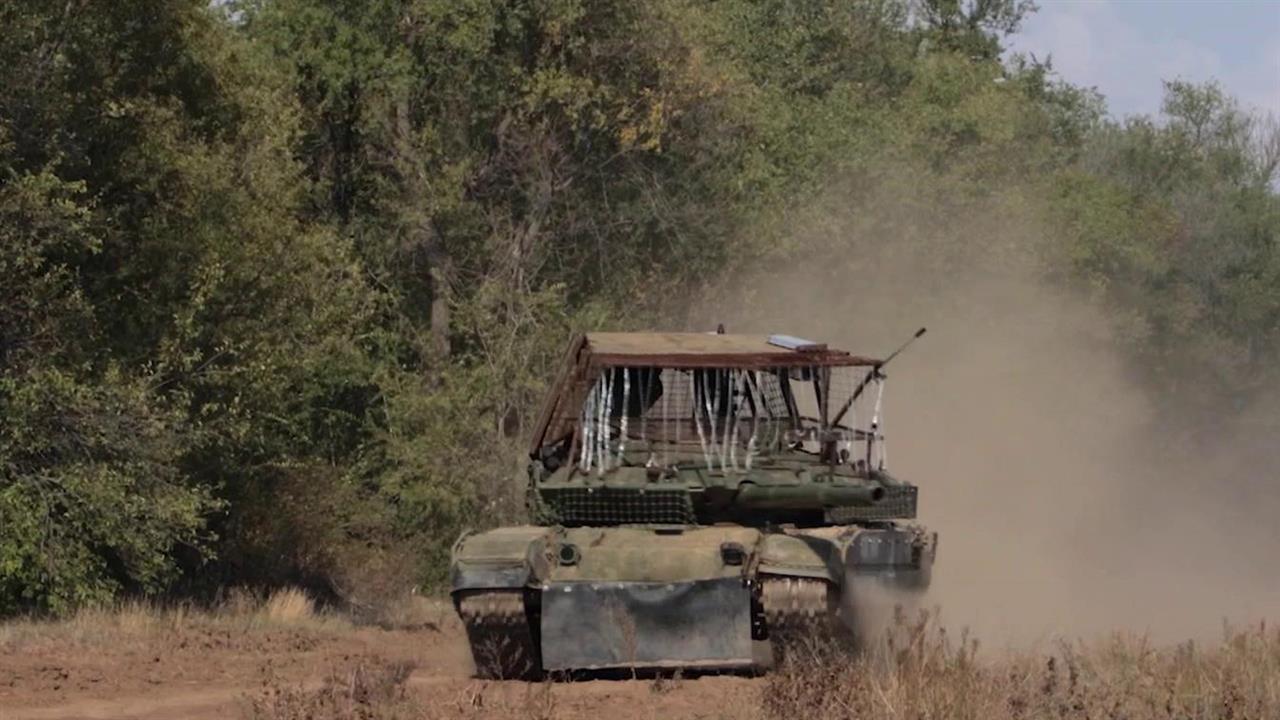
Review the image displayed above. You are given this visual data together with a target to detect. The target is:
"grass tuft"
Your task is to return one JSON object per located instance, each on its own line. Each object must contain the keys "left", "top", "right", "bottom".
{"left": 259, "top": 588, "right": 317, "bottom": 625}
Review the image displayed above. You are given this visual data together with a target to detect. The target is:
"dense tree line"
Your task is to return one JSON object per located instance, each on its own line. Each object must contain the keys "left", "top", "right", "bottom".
{"left": 1, "top": 0, "right": 1275, "bottom": 613}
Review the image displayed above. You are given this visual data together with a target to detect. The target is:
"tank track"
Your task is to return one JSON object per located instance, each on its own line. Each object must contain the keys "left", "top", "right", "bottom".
{"left": 457, "top": 590, "right": 540, "bottom": 680}
{"left": 759, "top": 576, "right": 837, "bottom": 648}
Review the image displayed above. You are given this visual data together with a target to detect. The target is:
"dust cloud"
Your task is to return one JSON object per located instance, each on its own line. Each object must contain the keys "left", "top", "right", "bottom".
{"left": 698, "top": 176, "right": 1280, "bottom": 647}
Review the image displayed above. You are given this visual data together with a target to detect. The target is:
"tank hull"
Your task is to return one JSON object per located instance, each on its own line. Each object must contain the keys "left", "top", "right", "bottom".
{"left": 450, "top": 523, "right": 934, "bottom": 678}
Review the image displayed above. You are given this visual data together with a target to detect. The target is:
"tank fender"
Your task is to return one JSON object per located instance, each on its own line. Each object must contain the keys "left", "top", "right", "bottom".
{"left": 843, "top": 526, "right": 935, "bottom": 570}
{"left": 756, "top": 532, "right": 841, "bottom": 583}
{"left": 842, "top": 526, "right": 936, "bottom": 591}
{"left": 450, "top": 526, "right": 553, "bottom": 592}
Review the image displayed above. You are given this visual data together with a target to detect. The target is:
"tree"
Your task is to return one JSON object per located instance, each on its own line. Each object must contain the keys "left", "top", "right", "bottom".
{"left": 1055, "top": 82, "right": 1280, "bottom": 418}
{"left": 0, "top": 0, "right": 384, "bottom": 608}
{"left": 915, "top": 0, "right": 1038, "bottom": 59}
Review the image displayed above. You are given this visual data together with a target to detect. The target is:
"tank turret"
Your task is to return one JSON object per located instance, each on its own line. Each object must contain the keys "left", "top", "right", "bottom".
{"left": 525, "top": 332, "right": 921, "bottom": 527}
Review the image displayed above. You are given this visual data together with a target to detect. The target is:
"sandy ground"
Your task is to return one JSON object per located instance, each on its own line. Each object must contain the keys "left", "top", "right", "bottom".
{"left": 0, "top": 612, "right": 761, "bottom": 720}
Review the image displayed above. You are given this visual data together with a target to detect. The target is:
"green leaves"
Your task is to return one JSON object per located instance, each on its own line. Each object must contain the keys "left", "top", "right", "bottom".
{"left": 0, "top": 366, "right": 214, "bottom": 614}
{"left": 0, "top": 0, "right": 1273, "bottom": 613}
{"left": 1055, "top": 83, "right": 1280, "bottom": 409}
{"left": 0, "top": 0, "right": 380, "bottom": 611}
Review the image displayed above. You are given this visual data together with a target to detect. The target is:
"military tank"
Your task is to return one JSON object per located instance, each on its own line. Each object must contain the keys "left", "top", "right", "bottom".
{"left": 450, "top": 331, "right": 936, "bottom": 678}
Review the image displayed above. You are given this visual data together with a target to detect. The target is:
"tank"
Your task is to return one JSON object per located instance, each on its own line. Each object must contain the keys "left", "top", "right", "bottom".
{"left": 450, "top": 331, "right": 937, "bottom": 678}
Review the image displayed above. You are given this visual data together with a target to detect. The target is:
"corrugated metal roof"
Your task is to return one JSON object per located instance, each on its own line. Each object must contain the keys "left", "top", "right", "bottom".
{"left": 584, "top": 332, "right": 880, "bottom": 367}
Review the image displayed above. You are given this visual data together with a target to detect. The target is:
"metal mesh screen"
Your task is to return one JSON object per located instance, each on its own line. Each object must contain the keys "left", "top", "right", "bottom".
{"left": 534, "top": 487, "right": 696, "bottom": 525}
{"left": 825, "top": 486, "right": 917, "bottom": 522}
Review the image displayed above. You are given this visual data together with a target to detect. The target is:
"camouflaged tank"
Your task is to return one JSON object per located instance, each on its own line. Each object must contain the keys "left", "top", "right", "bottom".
{"left": 451, "top": 331, "right": 936, "bottom": 678}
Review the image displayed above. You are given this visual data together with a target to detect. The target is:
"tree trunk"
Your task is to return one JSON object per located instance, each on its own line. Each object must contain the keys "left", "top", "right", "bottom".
{"left": 394, "top": 90, "right": 452, "bottom": 358}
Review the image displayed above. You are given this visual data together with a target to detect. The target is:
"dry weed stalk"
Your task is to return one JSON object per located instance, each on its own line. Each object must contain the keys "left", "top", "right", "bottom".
{"left": 764, "top": 610, "right": 1280, "bottom": 720}
{"left": 246, "top": 658, "right": 418, "bottom": 720}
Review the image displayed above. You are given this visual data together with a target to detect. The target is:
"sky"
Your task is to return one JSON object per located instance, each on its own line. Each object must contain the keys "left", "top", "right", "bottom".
{"left": 1004, "top": 0, "right": 1280, "bottom": 119}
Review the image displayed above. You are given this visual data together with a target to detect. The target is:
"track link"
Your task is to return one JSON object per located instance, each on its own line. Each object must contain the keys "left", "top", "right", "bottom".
{"left": 759, "top": 577, "right": 837, "bottom": 650}
{"left": 457, "top": 590, "right": 540, "bottom": 680}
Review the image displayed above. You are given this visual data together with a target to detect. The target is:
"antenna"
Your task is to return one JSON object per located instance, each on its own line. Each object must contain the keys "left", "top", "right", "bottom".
{"left": 830, "top": 327, "right": 926, "bottom": 427}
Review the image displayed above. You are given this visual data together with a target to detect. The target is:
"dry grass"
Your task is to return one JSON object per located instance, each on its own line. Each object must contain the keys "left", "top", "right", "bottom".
{"left": 0, "top": 600, "right": 188, "bottom": 650}
{"left": 0, "top": 587, "right": 349, "bottom": 651}
{"left": 245, "top": 657, "right": 420, "bottom": 720}
{"left": 422, "top": 679, "right": 563, "bottom": 720}
{"left": 5, "top": 590, "right": 1275, "bottom": 720}
{"left": 765, "top": 608, "right": 1280, "bottom": 720}
{"left": 258, "top": 587, "right": 317, "bottom": 624}
{"left": 367, "top": 591, "right": 455, "bottom": 632}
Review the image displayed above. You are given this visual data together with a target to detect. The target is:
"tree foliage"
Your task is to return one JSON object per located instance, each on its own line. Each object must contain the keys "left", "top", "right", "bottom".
{"left": 0, "top": 0, "right": 1274, "bottom": 612}
{"left": 1054, "top": 81, "right": 1280, "bottom": 415}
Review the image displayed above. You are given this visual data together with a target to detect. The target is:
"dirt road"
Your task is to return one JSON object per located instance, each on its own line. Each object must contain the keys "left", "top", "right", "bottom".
{"left": 0, "top": 612, "right": 761, "bottom": 720}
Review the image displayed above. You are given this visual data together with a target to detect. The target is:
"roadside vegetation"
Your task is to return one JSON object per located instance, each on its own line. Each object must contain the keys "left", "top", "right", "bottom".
{"left": 2, "top": 588, "right": 339, "bottom": 651}
{"left": 4, "top": 598, "right": 1276, "bottom": 719}
{"left": 0, "top": 587, "right": 453, "bottom": 655}
{"left": 139, "top": 602, "right": 1280, "bottom": 720}
{"left": 764, "top": 611, "right": 1280, "bottom": 720}
{"left": 2, "top": 0, "right": 1277, "bottom": 615}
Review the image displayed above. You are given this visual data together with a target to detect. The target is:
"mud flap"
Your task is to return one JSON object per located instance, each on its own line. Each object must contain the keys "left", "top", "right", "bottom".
{"left": 539, "top": 577, "right": 756, "bottom": 671}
